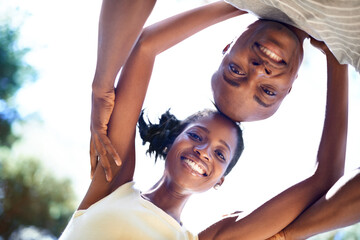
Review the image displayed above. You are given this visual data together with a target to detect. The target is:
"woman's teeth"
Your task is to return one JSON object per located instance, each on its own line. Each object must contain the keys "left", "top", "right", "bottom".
{"left": 184, "top": 158, "right": 205, "bottom": 175}
{"left": 259, "top": 45, "right": 283, "bottom": 62}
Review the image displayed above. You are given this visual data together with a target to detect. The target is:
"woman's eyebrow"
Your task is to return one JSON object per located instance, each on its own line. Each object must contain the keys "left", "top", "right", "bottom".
{"left": 196, "top": 125, "right": 231, "bottom": 151}
{"left": 220, "top": 139, "right": 231, "bottom": 152}
{"left": 196, "top": 125, "right": 210, "bottom": 133}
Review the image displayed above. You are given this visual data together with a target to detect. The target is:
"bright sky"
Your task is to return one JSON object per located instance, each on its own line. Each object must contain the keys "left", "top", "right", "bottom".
{"left": 3, "top": 0, "right": 360, "bottom": 234}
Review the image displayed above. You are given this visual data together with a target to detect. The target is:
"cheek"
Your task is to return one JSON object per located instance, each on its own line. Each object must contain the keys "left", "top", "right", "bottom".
{"left": 211, "top": 71, "right": 222, "bottom": 95}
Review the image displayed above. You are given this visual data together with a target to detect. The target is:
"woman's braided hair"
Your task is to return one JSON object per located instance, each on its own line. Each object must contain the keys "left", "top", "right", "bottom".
{"left": 138, "top": 109, "right": 244, "bottom": 176}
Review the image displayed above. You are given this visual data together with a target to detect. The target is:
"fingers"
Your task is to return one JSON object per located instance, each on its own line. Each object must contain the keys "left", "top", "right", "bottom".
{"left": 99, "top": 134, "right": 122, "bottom": 167}
{"left": 309, "top": 37, "right": 329, "bottom": 55}
{"left": 90, "top": 137, "right": 98, "bottom": 179}
{"left": 93, "top": 133, "right": 113, "bottom": 182}
{"left": 266, "top": 231, "right": 286, "bottom": 240}
{"left": 222, "top": 210, "right": 243, "bottom": 218}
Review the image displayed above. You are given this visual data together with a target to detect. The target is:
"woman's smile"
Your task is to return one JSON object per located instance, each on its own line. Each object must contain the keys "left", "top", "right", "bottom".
{"left": 181, "top": 156, "right": 208, "bottom": 177}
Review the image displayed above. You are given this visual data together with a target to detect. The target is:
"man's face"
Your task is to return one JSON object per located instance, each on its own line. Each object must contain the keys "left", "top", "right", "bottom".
{"left": 212, "top": 20, "right": 304, "bottom": 122}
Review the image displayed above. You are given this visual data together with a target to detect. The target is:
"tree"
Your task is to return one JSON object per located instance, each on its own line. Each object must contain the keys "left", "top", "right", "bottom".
{"left": 0, "top": 19, "right": 76, "bottom": 239}
{"left": 0, "top": 157, "right": 76, "bottom": 239}
{"left": 0, "top": 23, "right": 36, "bottom": 147}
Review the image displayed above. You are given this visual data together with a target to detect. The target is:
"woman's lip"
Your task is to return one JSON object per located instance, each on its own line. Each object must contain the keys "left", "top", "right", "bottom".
{"left": 181, "top": 155, "right": 208, "bottom": 176}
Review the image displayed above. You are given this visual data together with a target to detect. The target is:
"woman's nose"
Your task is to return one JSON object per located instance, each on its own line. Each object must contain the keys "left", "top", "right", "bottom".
{"left": 194, "top": 145, "right": 210, "bottom": 161}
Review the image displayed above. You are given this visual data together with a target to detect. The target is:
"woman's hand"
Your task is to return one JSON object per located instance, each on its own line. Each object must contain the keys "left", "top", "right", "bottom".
{"left": 90, "top": 86, "right": 121, "bottom": 182}
{"left": 266, "top": 230, "right": 286, "bottom": 240}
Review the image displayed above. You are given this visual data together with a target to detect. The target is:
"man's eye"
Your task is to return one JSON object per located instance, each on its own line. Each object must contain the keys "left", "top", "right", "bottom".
{"left": 262, "top": 87, "right": 276, "bottom": 96}
{"left": 229, "top": 63, "right": 245, "bottom": 76}
{"left": 215, "top": 150, "right": 226, "bottom": 161}
{"left": 188, "top": 132, "right": 202, "bottom": 141}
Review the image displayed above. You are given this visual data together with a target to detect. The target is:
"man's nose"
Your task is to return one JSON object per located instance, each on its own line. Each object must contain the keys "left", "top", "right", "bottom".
{"left": 251, "top": 60, "right": 271, "bottom": 76}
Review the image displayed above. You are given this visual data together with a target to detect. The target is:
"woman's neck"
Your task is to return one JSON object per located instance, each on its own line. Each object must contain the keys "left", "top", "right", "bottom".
{"left": 142, "top": 177, "right": 192, "bottom": 225}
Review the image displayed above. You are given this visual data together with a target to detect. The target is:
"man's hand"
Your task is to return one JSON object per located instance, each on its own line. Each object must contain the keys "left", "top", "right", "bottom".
{"left": 310, "top": 37, "right": 331, "bottom": 56}
{"left": 90, "top": 87, "right": 121, "bottom": 182}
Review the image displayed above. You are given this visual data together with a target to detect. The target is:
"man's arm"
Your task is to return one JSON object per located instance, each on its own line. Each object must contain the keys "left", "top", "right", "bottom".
{"left": 91, "top": 1, "right": 245, "bottom": 181}
{"left": 199, "top": 40, "right": 348, "bottom": 240}
{"left": 90, "top": 0, "right": 156, "bottom": 181}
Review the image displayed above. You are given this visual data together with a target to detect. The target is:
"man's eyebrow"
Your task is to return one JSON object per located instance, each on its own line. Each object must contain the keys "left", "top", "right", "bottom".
{"left": 197, "top": 126, "right": 231, "bottom": 151}
{"left": 222, "top": 72, "right": 247, "bottom": 87}
{"left": 253, "top": 95, "right": 274, "bottom": 108}
{"left": 223, "top": 73, "right": 240, "bottom": 87}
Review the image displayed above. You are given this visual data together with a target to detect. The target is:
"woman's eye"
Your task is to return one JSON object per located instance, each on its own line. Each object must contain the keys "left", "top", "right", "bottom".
{"left": 262, "top": 87, "right": 276, "bottom": 96}
{"left": 215, "top": 150, "right": 226, "bottom": 161}
{"left": 188, "top": 132, "right": 202, "bottom": 141}
{"left": 229, "top": 63, "right": 245, "bottom": 76}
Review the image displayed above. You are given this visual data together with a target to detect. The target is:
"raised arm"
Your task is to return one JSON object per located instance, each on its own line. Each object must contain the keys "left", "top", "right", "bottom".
{"left": 270, "top": 168, "right": 360, "bottom": 240}
{"left": 137, "top": 1, "right": 245, "bottom": 56}
{"left": 199, "top": 41, "right": 349, "bottom": 239}
{"left": 90, "top": 0, "right": 157, "bottom": 181}
{"left": 90, "top": 0, "right": 244, "bottom": 182}
{"left": 80, "top": 1, "right": 244, "bottom": 210}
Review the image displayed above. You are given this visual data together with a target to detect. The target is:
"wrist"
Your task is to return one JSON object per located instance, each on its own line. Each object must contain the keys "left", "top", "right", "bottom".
{"left": 92, "top": 79, "right": 115, "bottom": 95}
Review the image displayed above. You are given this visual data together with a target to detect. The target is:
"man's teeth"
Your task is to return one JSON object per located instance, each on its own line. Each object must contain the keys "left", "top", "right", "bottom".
{"left": 184, "top": 159, "right": 205, "bottom": 175}
{"left": 259, "top": 45, "right": 282, "bottom": 62}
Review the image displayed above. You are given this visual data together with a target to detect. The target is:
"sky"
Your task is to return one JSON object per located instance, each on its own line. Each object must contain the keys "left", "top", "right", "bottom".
{"left": 2, "top": 0, "right": 360, "bottom": 234}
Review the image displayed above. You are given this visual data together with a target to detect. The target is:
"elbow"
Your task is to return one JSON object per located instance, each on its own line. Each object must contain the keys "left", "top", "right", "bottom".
{"left": 312, "top": 160, "right": 345, "bottom": 193}
{"left": 134, "top": 28, "right": 158, "bottom": 56}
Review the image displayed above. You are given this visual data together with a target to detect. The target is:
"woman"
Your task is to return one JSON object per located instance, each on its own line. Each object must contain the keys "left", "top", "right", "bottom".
{"left": 59, "top": 2, "right": 348, "bottom": 239}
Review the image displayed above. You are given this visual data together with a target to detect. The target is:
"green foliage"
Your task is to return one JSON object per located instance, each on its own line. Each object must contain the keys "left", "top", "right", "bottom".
{"left": 0, "top": 16, "right": 77, "bottom": 240}
{"left": 310, "top": 223, "right": 360, "bottom": 240}
{"left": 0, "top": 157, "right": 76, "bottom": 239}
{"left": 0, "top": 22, "right": 36, "bottom": 147}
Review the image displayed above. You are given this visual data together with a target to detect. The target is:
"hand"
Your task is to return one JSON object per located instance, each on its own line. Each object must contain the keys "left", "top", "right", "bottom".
{"left": 310, "top": 37, "right": 331, "bottom": 56}
{"left": 266, "top": 230, "right": 286, "bottom": 240}
{"left": 90, "top": 87, "right": 121, "bottom": 181}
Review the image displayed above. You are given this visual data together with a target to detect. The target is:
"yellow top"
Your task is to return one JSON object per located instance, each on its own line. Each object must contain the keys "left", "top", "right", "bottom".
{"left": 59, "top": 181, "right": 198, "bottom": 240}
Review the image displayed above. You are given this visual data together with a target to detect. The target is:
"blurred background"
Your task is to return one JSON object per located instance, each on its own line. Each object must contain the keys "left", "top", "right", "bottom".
{"left": 0, "top": 0, "right": 359, "bottom": 239}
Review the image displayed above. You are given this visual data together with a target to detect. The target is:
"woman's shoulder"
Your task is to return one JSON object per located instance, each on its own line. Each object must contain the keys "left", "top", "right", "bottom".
{"left": 77, "top": 181, "right": 137, "bottom": 215}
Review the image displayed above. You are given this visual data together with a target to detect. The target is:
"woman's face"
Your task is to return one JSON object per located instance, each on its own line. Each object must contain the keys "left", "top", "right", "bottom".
{"left": 164, "top": 113, "right": 238, "bottom": 193}
{"left": 212, "top": 20, "right": 303, "bottom": 122}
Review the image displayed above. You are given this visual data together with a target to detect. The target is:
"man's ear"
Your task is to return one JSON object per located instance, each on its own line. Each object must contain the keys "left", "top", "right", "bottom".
{"left": 288, "top": 74, "right": 298, "bottom": 94}
{"left": 222, "top": 42, "right": 232, "bottom": 55}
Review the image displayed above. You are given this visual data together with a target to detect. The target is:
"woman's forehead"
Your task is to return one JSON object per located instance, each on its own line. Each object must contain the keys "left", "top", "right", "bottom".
{"left": 186, "top": 114, "right": 238, "bottom": 142}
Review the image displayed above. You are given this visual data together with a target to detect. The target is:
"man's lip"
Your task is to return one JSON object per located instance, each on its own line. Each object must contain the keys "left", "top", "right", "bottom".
{"left": 256, "top": 40, "right": 285, "bottom": 60}
{"left": 254, "top": 41, "right": 287, "bottom": 66}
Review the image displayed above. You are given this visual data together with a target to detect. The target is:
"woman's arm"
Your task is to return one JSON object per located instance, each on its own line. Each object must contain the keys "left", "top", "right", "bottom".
{"left": 199, "top": 41, "right": 349, "bottom": 240}
{"left": 270, "top": 168, "right": 360, "bottom": 240}
{"left": 80, "top": 1, "right": 244, "bottom": 210}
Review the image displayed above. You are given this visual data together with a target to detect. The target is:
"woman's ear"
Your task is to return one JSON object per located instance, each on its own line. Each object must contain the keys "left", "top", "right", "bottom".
{"left": 287, "top": 86, "right": 293, "bottom": 94}
{"left": 214, "top": 177, "right": 225, "bottom": 190}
